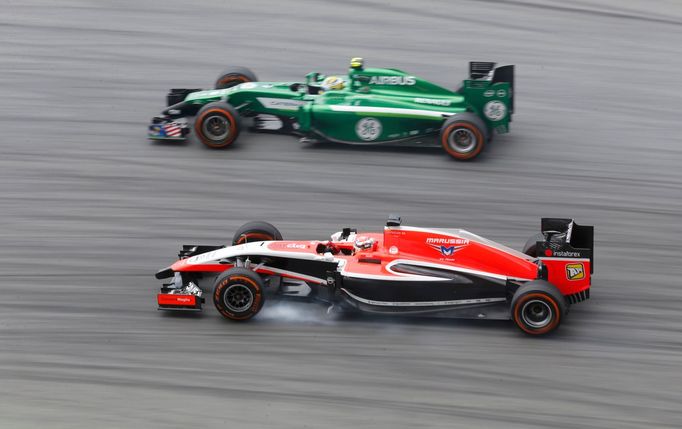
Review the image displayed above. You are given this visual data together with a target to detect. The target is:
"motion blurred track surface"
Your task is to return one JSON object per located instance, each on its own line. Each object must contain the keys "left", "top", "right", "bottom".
{"left": 1, "top": 1, "right": 681, "bottom": 428}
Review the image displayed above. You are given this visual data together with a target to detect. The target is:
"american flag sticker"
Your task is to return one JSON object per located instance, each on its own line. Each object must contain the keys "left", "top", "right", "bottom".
{"left": 163, "top": 123, "right": 182, "bottom": 137}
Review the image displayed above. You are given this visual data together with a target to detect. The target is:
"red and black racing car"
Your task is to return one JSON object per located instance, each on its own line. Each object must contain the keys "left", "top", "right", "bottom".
{"left": 155, "top": 216, "right": 593, "bottom": 335}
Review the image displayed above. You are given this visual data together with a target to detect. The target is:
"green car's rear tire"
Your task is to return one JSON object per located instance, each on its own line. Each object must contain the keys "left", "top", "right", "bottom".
{"left": 439, "top": 113, "right": 488, "bottom": 161}
{"left": 194, "top": 102, "right": 241, "bottom": 149}
{"left": 214, "top": 67, "right": 258, "bottom": 89}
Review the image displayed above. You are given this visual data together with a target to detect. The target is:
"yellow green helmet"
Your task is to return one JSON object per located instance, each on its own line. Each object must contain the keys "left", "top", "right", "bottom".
{"left": 350, "top": 57, "right": 364, "bottom": 69}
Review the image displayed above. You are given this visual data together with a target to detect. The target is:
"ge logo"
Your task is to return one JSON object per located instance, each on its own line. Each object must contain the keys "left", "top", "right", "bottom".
{"left": 355, "top": 117, "right": 382, "bottom": 141}
{"left": 483, "top": 101, "right": 506, "bottom": 121}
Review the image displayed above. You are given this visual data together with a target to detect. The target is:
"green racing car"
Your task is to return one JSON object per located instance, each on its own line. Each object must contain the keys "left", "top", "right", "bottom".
{"left": 148, "top": 58, "right": 514, "bottom": 160}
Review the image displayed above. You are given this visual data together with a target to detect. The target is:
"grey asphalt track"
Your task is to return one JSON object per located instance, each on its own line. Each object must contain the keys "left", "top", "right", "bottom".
{"left": 1, "top": 1, "right": 682, "bottom": 428}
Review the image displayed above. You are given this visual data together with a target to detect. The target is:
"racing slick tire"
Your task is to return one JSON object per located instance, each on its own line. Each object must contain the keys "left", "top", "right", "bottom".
{"left": 522, "top": 233, "right": 546, "bottom": 257}
{"left": 194, "top": 102, "right": 241, "bottom": 149}
{"left": 511, "top": 281, "right": 567, "bottom": 336}
{"left": 213, "top": 268, "right": 265, "bottom": 321}
{"left": 232, "top": 221, "right": 283, "bottom": 245}
{"left": 439, "top": 113, "right": 488, "bottom": 161}
{"left": 214, "top": 67, "right": 258, "bottom": 89}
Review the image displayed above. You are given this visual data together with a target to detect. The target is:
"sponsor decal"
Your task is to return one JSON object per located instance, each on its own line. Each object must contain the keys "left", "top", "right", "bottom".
{"left": 426, "top": 238, "right": 469, "bottom": 245}
{"left": 566, "top": 263, "right": 585, "bottom": 281}
{"left": 496, "top": 89, "right": 506, "bottom": 97}
{"left": 483, "top": 100, "right": 507, "bottom": 121}
{"left": 369, "top": 75, "right": 416, "bottom": 85}
{"left": 552, "top": 250, "right": 581, "bottom": 257}
{"left": 162, "top": 123, "right": 183, "bottom": 137}
{"left": 426, "top": 237, "right": 469, "bottom": 258}
{"left": 240, "top": 82, "right": 258, "bottom": 89}
{"left": 256, "top": 97, "right": 307, "bottom": 111}
{"left": 355, "top": 117, "right": 382, "bottom": 141}
{"left": 484, "top": 89, "right": 495, "bottom": 97}
{"left": 389, "top": 246, "right": 399, "bottom": 255}
{"left": 158, "top": 294, "right": 196, "bottom": 306}
{"left": 414, "top": 98, "right": 451, "bottom": 106}
{"left": 285, "top": 243, "right": 307, "bottom": 249}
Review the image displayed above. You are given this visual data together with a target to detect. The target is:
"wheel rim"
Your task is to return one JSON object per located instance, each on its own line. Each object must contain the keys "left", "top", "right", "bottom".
{"left": 521, "top": 299, "right": 553, "bottom": 328}
{"left": 202, "top": 114, "right": 230, "bottom": 141}
{"left": 223, "top": 284, "right": 253, "bottom": 313}
{"left": 448, "top": 128, "right": 477, "bottom": 153}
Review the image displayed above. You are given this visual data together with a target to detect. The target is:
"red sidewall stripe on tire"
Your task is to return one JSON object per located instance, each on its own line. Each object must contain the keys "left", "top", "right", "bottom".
{"left": 217, "top": 75, "right": 248, "bottom": 87}
{"left": 441, "top": 122, "right": 484, "bottom": 160}
{"left": 214, "top": 275, "right": 262, "bottom": 320}
{"left": 195, "top": 109, "right": 238, "bottom": 148}
{"left": 513, "top": 292, "right": 561, "bottom": 335}
{"left": 235, "top": 232, "right": 274, "bottom": 245}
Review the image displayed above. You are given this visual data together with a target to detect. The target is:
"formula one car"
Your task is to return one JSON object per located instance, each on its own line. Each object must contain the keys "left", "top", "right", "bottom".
{"left": 155, "top": 216, "right": 593, "bottom": 335}
{"left": 148, "top": 58, "right": 514, "bottom": 160}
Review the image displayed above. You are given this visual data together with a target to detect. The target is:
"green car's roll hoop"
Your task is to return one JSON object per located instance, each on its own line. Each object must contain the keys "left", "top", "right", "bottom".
{"left": 148, "top": 58, "right": 514, "bottom": 160}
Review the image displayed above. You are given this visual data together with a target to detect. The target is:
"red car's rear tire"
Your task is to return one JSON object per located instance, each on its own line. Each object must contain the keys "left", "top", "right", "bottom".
{"left": 522, "top": 233, "right": 546, "bottom": 257}
{"left": 511, "top": 281, "right": 567, "bottom": 335}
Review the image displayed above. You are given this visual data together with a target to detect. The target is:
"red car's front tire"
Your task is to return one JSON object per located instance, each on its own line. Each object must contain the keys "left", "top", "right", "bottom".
{"left": 213, "top": 268, "right": 265, "bottom": 321}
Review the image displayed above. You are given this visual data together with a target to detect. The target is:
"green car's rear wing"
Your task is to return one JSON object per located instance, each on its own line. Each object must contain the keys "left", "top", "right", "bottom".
{"left": 461, "top": 62, "right": 515, "bottom": 133}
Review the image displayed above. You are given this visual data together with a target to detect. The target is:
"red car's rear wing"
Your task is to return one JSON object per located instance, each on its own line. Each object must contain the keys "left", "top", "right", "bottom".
{"left": 538, "top": 218, "right": 594, "bottom": 273}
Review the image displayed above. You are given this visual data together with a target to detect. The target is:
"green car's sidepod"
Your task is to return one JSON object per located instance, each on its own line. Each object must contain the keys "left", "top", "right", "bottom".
{"left": 148, "top": 60, "right": 514, "bottom": 160}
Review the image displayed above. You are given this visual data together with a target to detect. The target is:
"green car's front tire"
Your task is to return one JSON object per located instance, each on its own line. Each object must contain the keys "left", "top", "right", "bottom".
{"left": 439, "top": 113, "right": 488, "bottom": 161}
{"left": 194, "top": 102, "right": 241, "bottom": 149}
{"left": 214, "top": 67, "right": 258, "bottom": 89}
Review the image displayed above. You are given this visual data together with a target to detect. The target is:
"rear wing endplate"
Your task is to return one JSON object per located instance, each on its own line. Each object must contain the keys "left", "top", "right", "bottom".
{"left": 539, "top": 218, "right": 594, "bottom": 272}
{"left": 469, "top": 62, "right": 515, "bottom": 114}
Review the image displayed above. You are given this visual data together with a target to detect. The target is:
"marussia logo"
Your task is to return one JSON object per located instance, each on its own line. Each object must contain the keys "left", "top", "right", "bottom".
{"left": 426, "top": 238, "right": 469, "bottom": 257}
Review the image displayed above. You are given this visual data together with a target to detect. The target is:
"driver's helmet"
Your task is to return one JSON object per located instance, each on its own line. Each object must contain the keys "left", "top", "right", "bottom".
{"left": 354, "top": 236, "right": 375, "bottom": 251}
{"left": 321, "top": 76, "right": 345, "bottom": 91}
